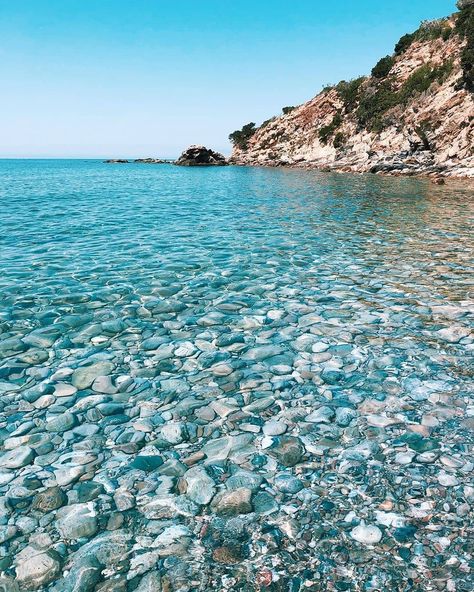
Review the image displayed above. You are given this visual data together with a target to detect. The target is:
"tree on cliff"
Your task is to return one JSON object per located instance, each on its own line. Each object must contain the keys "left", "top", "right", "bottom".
{"left": 229, "top": 123, "right": 257, "bottom": 150}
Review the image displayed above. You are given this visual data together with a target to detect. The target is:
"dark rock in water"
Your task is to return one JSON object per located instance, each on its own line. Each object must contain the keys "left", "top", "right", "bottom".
{"left": 104, "top": 159, "right": 129, "bottom": 164}
{"left": 268, "top": 436, "right": 304, "bottom": 467}
{"left": 51, "top": 556, "right": 103, "bottom": 592}
{"left": 175, "top": 145, "right": 228, "bottom": 167}
{"left": 32, "top": 487, "right": 67, "bottom": 512}
{"left": 131, "top": 455, "right": 164, "bottom": 472}
{"left": 432, "top": 177, "right": 445, "bottom": 185}
{"left": 212, "top": 545, "right": 244, "bottom": 564}
{"left": 393, "top": 525, "right": 418, "bottom": 543}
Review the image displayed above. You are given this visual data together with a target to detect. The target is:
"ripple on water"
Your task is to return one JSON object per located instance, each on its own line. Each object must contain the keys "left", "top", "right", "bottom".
{"left": 0, "top": 160, "right": 473, "bottom": 591}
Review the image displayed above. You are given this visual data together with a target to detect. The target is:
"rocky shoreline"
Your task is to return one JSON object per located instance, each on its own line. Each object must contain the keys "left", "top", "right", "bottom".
{"left": 230, "top": 157, "right": 474, "bottom": 182}
{"left": 104, "top": 147, "right": 228, "bottom": 168}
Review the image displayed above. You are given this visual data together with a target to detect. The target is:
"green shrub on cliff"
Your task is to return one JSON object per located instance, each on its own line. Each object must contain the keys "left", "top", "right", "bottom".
{"left": 333, "top": 132, "right": 346, "bottom": 149}
{"left": 455, "top": 3, "right": 474, "bottom": 91}
{"left": 356, "top": 82, "right": 398, "bottom": 132}
{"left": 357, "top": 62, "right": 454, "bottom": 132}
{"left": 398, "top": 61, "right": 453, "bottom": 102}
{"left": 260, "top": 117, "right": 276, "bottom": 129}
{"left": 335, "top": 77, "right": 366, "bottom": 112}
{"left": 371, "top": 55, "right": 395, "bottom": 78}
{"left": 318, "top": 112, "right": 343, "bottom": 145}
{"left": 395, "top": 32, "right": 418, "bottom": 55}
{"left": 282, "top": 106, "right": 296, "bottom": 115}
{"left": 229, "top": 123, "right": 257, "bottom": 150}
{"left": 395, "top": 19, "right": 453, "bottom": 55}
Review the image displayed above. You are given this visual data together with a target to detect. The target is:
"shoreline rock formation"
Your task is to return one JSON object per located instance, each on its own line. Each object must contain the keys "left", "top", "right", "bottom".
{"left": 230, "top": 4, "right": 474, "bottom": 178}
{"left": 104, "top": 158, "right": 173, "bottom": 165}
{"left": 134, "top": 158, "right": 171, "bottom": 164}
{"left": 175, "top": 145, "right": 228, "bottom": 167}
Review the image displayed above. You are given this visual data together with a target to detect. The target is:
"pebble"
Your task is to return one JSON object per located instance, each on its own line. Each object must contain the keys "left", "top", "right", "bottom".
{"left": 0, "top": 446, "right": 35, "bottom": 469}
{"left": 71, "top": 362, "right": 114, "bottom": 390}
{"left": 53, "top": 383, "right": 78, "bottom": 398}
{"left": 46, "top": 413, "right": 77, "bottom": 433}
{"left": 32, "top": 487, "right": 67, "bottom": 512}
{"left": 263, "top": 420, "right": 288, "bottom": 436}
{"left": 350, "top": 524, "right": 383, "bottom": 545}
{"left": 15, "top": 547, "right": 62, "bottom": 589}
{"left": 184, "top": 466, "right": 216, "bottom": 505}
{"left": 268, "top": 436, "right": 304, "bottom": 467}
{"left": 212, "top": 488, "right": 253, "bottom": 516}
{"left": 56, "top": 503, "right": 98, "bottom": 540}
{"left": 305, "top": 406, "right": 335, "bottom": 423}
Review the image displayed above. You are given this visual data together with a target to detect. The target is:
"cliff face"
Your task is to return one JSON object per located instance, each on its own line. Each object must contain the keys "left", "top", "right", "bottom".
{"left": 230, "top": 10, "right": 474, "bottom": 178}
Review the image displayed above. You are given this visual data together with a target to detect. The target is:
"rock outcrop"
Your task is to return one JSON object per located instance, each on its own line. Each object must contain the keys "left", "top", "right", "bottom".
{"left": 175, "top": 145, "right": 228, "bottom": 167}
{"left": 134, "top": 158, "right": 169, "bottom": 164}
{"left": 230, "top": 7, "right": 474, "bottom": 178}
{"left": 104, "top": 159, "right": 129, "bottom": 164}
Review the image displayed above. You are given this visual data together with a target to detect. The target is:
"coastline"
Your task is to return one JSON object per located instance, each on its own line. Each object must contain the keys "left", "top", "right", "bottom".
{"left": 229, "top": 160, "right": 474, "bottom": 183}
{"left": 229, "top": 5, "right": 474, "bottom": 185}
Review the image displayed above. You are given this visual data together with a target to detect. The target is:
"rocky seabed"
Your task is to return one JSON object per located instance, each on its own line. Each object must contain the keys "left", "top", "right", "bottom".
{"left": 0, "top": 167, "right": 473, "bottom": 591}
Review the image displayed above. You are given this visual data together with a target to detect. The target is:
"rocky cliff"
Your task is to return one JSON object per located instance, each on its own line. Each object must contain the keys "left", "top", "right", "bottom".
{"left": 230, "top": 4, "right": 474, "bottom": 178}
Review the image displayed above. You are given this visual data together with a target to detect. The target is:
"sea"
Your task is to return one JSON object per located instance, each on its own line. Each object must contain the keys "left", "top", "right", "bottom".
{"left": 0, "top": 159, "right": 473, "bottom": 590}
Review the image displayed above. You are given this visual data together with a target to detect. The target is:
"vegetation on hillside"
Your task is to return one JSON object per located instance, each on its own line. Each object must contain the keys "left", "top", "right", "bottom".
{"left": 371, "top": 55, "right": 395, "bottom": 78}
{"left": 260, "top": 117, "right": 276, "bottom": 129}
{"left": 356, "top": 62, "right": 454, "bottom": 132}
{"left": 319, "top": 61, "right": 454, "bottom": 140}
{"left": 318, "top": 112, "right": 343, "bottom": 145}
{"left": 395, "top": 19, "right": 452, "bottom": 55}
{"left": 455, "top": 3, "right": 474, "bottom": 91}
{"left": 231, "top": 10, "right": 467, "bottom": 153}
{"left": 229, "top": 123, "right": 257, "bottom": 150}
{"left": 335, "top": 78, "right": 366, "bottom": 112}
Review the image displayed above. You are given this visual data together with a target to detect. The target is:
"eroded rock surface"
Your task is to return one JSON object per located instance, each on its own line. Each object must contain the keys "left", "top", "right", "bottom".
{"left": 175, "top": 145, "right": 228, "bottom": 167}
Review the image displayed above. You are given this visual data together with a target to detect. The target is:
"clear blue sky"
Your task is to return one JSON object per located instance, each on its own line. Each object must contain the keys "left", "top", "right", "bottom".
{"left": 0, "top": 0, "right": 458, "bottom": 158}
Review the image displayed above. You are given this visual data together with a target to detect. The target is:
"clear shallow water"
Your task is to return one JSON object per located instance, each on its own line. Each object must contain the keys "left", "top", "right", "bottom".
{"left": 0, "top": 160, "right": 473, "bottom": 591}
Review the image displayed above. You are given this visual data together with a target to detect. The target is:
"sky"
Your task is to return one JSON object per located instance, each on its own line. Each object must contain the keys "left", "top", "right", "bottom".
{"left": 0, "top": 0, "right": 458, "bottom": 158}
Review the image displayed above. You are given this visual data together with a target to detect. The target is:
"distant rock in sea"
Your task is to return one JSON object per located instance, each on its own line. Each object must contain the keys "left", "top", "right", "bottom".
{"left": 134, "top": 158, "right": 171, "bottom": 164}
{"left": 175, "top": 145, "right": 228, "bottom": 167}
{"left": 104, "top": 159, "right": 129, "bottom": 164}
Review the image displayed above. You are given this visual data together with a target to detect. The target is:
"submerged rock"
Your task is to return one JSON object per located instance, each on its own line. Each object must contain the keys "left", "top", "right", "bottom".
{"left": 350, "top": 524, "right": 383, "bottom": 545}
{"left": 268, "top": 436, "right": 304, "bottom": 467}
{"left": 211, "top": 488, "right": 253, "bottom": 516}
{"left": 15, "top": 546, "right": 62, "bottom": 590}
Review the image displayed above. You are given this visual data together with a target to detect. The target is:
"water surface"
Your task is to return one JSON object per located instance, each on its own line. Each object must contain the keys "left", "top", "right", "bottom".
{"left": 0, "top": 160, "right": 473, "bottom": 591}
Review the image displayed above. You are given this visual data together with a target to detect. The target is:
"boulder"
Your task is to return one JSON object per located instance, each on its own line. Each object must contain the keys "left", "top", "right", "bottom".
{"left": 175, "top": 145, "right": 228, "bottom": 167}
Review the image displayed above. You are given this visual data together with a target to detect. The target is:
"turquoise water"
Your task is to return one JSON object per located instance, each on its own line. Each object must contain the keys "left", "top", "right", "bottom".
{"left": 0, "top": 160, "right": 473, "bottom": 591}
